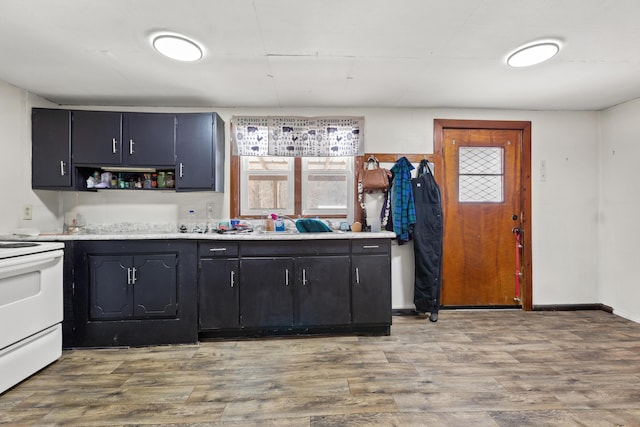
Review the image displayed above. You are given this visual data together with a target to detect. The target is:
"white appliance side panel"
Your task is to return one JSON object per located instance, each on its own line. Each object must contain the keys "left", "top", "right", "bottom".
{"left": 0, "top": 250, "right": 63, "bottom": 350}
{"left": 0, "top": 324, "right": 62, "bottom": 394}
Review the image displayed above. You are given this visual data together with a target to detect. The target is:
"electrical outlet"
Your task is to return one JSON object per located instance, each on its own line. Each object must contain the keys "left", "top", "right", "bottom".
{"left": 23, "top": 204, "right": 32, "bottom": 220}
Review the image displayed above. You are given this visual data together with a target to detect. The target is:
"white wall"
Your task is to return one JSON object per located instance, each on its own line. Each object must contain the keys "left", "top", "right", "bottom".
{"left": 599, "top": 98, "right": 640, "bottom": 323}
{"left": 0, "top": 82, "right": 25, "bottom": 233}
{"left": 353, "top": 108, "right": 601, "bottom": 309}
{"left": 0, "top": 79, "right": 604, "bottom": 312}
{"left": 0, "top": 81, "right": 61, "bottom": 235}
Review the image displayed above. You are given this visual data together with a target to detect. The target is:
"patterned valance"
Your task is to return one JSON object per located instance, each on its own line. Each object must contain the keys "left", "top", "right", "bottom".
{"left": 231, "top": 116, "right": 364, "bottom": 157}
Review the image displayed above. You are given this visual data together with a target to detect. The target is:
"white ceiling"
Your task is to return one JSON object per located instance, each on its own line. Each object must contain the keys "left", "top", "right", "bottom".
{"left": 1, "top": 0, "right": 639, "bottom": 111}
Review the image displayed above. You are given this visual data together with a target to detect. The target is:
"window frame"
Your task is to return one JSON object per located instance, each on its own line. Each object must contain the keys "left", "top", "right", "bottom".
{"left": 239, "top": 156, "right": 295, "bottom": 216}
{"left": 231, "top": 155, "right": 358, "bottom": 219}
{"left": 300, "top": 157, "right": 354, "bottom": 217}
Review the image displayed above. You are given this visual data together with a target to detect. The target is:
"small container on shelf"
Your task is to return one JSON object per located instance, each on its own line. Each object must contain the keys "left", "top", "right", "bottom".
{"left": 166, "top": 172, "right": 175, "bottom": 188}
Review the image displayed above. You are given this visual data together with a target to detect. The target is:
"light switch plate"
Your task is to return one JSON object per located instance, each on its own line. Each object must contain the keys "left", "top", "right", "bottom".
{"left": 539, "top": 160, "right": 547, "bottom": 182}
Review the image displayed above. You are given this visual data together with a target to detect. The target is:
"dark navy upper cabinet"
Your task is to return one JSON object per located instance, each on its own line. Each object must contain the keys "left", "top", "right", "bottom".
{"left": 175, "top": 113, "right": 225, "bottom": 191}
{"left": 32, "top": 108, "right": 73, "bottom": 189}
{"left": 32, "top": 108, "right": 223, "bottom": 192}
{"left": 72, "top": 110, "right": 123, "bottom": 165}
{"left": 124, "top": 113, "right": 176, "bottom": 166}
{"left": 72, "top": 111, "right": 176, "bottom": 167}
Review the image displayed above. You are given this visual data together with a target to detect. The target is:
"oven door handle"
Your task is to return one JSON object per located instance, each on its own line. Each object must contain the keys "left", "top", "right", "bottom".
{"left": 0, "top": 251, "right": 63, "bottom": 280}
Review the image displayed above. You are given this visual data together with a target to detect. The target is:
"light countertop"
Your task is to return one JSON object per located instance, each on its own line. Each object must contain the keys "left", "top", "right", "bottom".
{"left": 3, "top": 231, "right": 396, "bottom": 242}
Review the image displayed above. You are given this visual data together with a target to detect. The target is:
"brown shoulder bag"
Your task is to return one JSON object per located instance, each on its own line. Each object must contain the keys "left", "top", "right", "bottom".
{"left": 360, "top": 156, "right": 390, "bottom": 192}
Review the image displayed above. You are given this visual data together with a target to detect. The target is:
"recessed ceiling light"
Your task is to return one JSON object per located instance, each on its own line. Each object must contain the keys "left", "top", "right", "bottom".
{"left": 507, "top": 41, "right": 560, "bottom": 68}
{"left": 152, "top": 34, "right": 203, "bottom": 62}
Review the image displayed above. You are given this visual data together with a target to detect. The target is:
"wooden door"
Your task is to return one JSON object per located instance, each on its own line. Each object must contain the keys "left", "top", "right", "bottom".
{"left": 435, "top": 120, "right": 531, "bottom": 308}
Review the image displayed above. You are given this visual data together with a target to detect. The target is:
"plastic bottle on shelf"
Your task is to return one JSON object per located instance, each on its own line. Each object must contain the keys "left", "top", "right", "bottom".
{"left": 187, "top": 209, "right": 196, "bottom": 232}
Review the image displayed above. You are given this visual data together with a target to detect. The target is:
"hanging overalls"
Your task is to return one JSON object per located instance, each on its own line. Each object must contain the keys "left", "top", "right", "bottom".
{"left": 411, "top": 160, "right": 443, "bottom": 321}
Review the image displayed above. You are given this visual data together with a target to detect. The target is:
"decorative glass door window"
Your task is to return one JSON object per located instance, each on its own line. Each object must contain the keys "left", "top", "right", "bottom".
{"left": 458, "top": 147, "right": 504, "bottom": 203}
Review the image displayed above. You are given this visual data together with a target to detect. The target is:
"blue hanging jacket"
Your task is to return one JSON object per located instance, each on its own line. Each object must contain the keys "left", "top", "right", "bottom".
{"left": 390, "top": 157, "right": 416, "bottom": 244}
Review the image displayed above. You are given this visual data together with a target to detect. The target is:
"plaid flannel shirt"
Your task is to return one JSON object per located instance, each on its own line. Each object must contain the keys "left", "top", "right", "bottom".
{"left": 390, "top": 157, "right": 416, "bottom": 244}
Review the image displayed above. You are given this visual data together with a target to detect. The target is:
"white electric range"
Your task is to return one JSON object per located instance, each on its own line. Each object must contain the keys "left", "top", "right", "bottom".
{"left": 0, "top": 241, "right": 64, "bottom": 394}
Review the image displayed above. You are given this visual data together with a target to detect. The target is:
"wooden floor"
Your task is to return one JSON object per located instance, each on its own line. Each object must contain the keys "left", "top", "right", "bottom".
{"left": 2, "top": 310, "right": 640, "bottom": 426}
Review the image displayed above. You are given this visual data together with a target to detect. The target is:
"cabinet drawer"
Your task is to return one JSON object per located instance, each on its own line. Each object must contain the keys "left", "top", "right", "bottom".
{"left": 351, "top": 239, "right": 390, "bottom": 254}
{"left": 199, "top": 242, "right": 238, "bottom": 258}
{"left": 240, "top": 240, "right": 349, "bottom": 256}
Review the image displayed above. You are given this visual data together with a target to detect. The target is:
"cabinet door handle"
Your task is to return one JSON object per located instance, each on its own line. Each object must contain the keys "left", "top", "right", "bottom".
{"left": 209, "top": 248, "right": 227, "bottom": 252}
{"left": 363, "top": 245, "right": 379, "bottom": 249}
{"left": 355, "top": 267, "right": 360, "bottom": 284}
{"left": 127, "top": 267, "right": 132, "bottom": 285}
{"left": 179, "top": 162, "right": 184, "bottom": 178}
{"left": 129, "top": 139, "right": 135, "bottom": 155}
{"left": 285, "top": 268, "right": 290, "bottom": 286}
{"left": 131, "top": 267, "right": 137, "bottom": 284}
{"left": 112, "top": 138, "right": 118, "bottom": 154}
{"left": 302, "top": 268, "right": 307, "bottom": 286}
{"left": 60, "top": 160, "right": 66, "bottom": 176}
{"left": 230, "top": 270, "right": 235, "bottom": 288}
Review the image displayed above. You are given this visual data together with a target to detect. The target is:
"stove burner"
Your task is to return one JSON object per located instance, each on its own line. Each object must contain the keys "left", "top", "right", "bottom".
{"left": 0, "top": 242, "right": 40, "bottom": 249}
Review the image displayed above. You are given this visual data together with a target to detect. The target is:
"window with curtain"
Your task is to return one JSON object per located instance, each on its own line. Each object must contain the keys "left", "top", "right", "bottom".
{"left": 238, "top": 156, "right": 354, "bottom": 217}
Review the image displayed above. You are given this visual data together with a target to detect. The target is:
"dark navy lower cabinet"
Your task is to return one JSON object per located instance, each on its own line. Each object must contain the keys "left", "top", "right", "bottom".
{"left": 71, "top": 240, "right": 197, "bottom": 347}
{"left": 88, "top": 254, "right": 178, "bottom": 320}
{"left": 199, "top": 239, "right": 391, "bottom": 339}
{"left": 198, "top": 257, "right": 240, "bottom": 330}
{"left": 66, "top": 238, "right": 391, "bottom": 347}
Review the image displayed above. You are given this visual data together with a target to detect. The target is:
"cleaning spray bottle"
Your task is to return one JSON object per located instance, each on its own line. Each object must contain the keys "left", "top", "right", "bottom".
{"left": 274, "top": 214, "right": 285, "bottom": 232}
